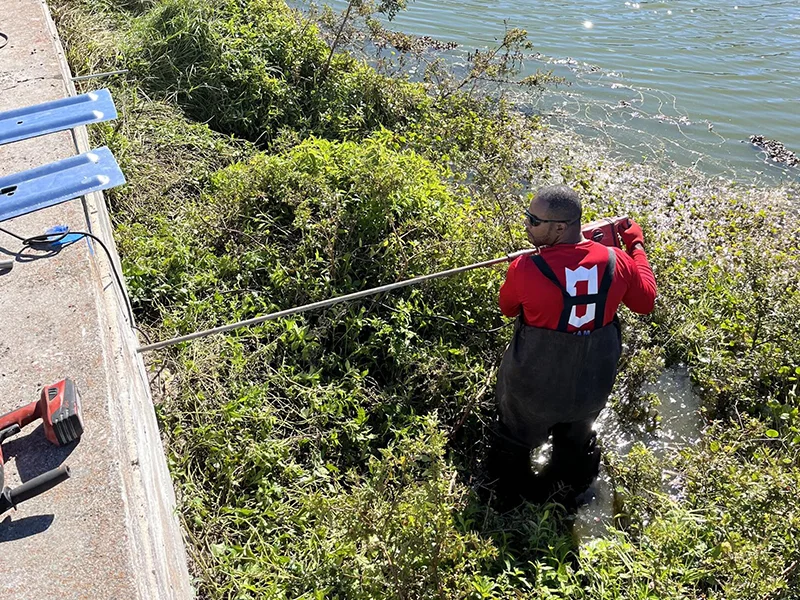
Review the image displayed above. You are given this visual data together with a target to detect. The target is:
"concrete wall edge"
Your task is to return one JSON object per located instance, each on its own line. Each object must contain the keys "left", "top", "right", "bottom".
{"left": 38, "top": 1, "right": 195, "bottom": 597}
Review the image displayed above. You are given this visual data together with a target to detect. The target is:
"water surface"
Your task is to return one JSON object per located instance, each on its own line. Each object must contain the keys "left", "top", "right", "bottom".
{"left": 335, "top": 0, "right": 800, "bottom": 183}
{"left": 573, "top": 367, "right": 702, "bottom": 541}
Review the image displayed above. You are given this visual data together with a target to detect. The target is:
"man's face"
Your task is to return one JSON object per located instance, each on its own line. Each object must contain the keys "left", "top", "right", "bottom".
{"left": 524, "top": 196, "right": 562, "bottom": 247}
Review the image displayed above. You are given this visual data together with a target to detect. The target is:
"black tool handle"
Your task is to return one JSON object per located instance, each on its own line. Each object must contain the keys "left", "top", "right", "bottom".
{"left": 6, "top": 465, "right": 71, "bottom": 506}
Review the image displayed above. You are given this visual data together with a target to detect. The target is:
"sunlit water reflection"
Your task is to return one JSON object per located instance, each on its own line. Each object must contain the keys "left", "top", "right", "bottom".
{"left": 572, "top": 366, "right": 703, "bottom": 542}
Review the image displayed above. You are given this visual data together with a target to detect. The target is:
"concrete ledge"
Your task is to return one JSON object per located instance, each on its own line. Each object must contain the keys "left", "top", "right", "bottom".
{"left": 0, "top": 1, "right": 193, "bottom": 597}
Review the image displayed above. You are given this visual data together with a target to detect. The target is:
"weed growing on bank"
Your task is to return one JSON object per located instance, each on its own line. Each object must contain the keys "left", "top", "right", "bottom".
{"left": 50, "top": 0, "right": 800, "bottom": 597}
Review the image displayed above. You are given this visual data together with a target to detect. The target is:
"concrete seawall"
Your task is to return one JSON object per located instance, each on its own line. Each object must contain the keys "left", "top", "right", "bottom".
{"left": 0, "top": 1, "right": 193, "bottom": 597}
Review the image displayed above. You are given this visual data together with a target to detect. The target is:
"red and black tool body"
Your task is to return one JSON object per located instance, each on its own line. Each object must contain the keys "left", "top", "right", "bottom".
{"left": 1, "top": 378, "right": 84, "bottom": 447}
{"left": 581, "top": 216, "right": 630, "bottom": 248}
{"left": 0, "top": 378, "right": 83, "bottom": 515}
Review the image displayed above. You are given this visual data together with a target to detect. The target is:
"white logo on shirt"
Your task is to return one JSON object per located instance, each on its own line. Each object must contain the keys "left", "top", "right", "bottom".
{"left": 564, "top": 265, "right": 599, "bottom": 328}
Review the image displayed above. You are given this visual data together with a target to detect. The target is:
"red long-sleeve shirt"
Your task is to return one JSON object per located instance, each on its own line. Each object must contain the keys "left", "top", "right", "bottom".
{"left": 499, "top": 240, "right": 657, "bottom": 332}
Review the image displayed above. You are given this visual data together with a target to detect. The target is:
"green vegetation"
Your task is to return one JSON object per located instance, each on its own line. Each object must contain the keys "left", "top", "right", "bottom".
{"left": 52, "top": 0, "right": 800, "bottom": 597}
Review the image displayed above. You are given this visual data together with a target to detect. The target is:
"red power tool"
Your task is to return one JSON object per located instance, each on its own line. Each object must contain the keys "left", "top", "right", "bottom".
{"left": 0, "top": 379, "right": 84, "bottom": 515}
{"left": 581, "top": 216, "right": 630, "bottom": 247}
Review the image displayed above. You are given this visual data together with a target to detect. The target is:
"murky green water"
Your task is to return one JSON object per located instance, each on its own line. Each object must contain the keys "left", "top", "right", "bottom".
{"left": 329, "top": 0, "right": 800, "bottom": 183}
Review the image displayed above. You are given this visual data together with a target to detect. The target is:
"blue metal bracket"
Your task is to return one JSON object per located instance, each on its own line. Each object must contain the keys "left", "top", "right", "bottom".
{"left": 0, "top": 89, "right": 117, "bottom": 146}
{"left": 0, "top": 147, "right": 126, "bottom": 222}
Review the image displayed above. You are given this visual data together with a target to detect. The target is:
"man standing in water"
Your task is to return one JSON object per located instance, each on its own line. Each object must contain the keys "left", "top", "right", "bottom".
{"left": 490, "top": 185, "right": 657, "bottom": 505}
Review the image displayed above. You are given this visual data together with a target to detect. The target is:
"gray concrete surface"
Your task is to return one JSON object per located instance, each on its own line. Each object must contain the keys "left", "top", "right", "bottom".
{"left": 0, "top": 1, "right": 193, "bottom": 598}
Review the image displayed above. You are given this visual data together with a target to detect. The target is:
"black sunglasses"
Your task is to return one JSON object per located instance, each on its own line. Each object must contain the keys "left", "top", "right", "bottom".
{"left": 524, "top": 209, "right": 574, "bottom": 227}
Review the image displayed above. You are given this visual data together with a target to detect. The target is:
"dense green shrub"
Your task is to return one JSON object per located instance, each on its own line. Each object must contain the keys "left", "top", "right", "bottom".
{"left": 125, "top": 0, "right": 429, "bottom": 143}
{"left": 595, "top": 420, "right": 800, "bottom": 599}
{"left": 650, "top": 204, "right": 800, "bottom": 420}
{"left": 92, "top": 85, "right": 253, "bottom": 221}
{"left": 127, "top": 133, "right": 510, "bottom": 419}
{"left": 54, "top": 0, "right": 431, "bottom": 144}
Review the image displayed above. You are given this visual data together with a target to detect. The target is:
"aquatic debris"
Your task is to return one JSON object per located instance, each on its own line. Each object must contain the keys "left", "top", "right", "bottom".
{"left": 551, "top": 57, "right": 579, "bottom": 66}
{"left": 374, "top": 30, "right": 457, "bottom": 53}
{"left": 748, "top": 134, "right": 799, "bottom": 166}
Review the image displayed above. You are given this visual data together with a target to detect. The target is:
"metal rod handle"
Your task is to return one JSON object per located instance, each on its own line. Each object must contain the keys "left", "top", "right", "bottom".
{"left": 137, "top": 248, "right": 536, "bottom": 353}
{"left": 71, "top": 69, "right": 129, "bottom": 82}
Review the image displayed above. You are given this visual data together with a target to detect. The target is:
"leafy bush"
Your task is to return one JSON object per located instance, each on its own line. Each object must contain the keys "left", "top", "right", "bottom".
{"left": 650, "top": 204, "right": 800, "bottom": 420}
{"left": 123, "top": 0, "right": 429, "bottom": 143}
{"left": 131, "top": 132, "right": 511, "bottom": 421}
{"left": 594, "top": 420, "right": 800, "bottom": 599}
{"left": 92, "top": 85, "right": 253, "bottom": 222}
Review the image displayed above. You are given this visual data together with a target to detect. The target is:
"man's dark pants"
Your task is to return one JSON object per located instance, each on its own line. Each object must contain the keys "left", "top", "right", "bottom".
{"left": 490, "top": 319, "right": 621, "bottom": 503}
{"left": 487, "top": 413, "right": 601, "bottom": 503}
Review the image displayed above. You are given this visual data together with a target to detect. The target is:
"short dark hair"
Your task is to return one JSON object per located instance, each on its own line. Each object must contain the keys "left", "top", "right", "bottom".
{"left": 534, "top": 185, "right": 582, "bottom": 223}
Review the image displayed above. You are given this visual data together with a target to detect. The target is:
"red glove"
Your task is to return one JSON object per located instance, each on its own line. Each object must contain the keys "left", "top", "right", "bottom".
{"left": 617, "top": 218, "right": 645, "bottom": 251}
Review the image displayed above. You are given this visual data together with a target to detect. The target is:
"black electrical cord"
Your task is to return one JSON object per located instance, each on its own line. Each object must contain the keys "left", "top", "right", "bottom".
{"left": 0, "top": 32, "right": 8, "bottom": 50}
{"left": 0, "top": 224, "right": 135, "bottom": 326}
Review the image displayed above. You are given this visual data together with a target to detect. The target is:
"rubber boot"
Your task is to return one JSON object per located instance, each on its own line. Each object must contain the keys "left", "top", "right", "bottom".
{"left": 486, "top": 429, "right": 536, "bottom": 509}
{"left": 541, "top": 430, "right": 601, "bottom": 506}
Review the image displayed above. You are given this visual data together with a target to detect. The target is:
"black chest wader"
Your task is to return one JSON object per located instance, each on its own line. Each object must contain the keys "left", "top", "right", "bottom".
{"left": 495, "top": 246, "right": 622, "bottom": 449}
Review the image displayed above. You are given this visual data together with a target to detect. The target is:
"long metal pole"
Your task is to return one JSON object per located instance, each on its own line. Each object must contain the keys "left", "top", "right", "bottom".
{"left": 71, "top": 69, "right": 129, "bottom": 81}
{"left": 137, "top": 248, "right": 536, "bottom": 353}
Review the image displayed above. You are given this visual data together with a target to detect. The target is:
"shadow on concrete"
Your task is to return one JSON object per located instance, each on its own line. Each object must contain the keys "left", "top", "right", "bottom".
{"left": 0, "top": 242, "right": 63, "bottom": 265}
{"left": 2, "top": 423, "right": 78, "bottom": 482}
{"left": 14, "top": 247, "right": 62, "bottom": 264}
{"left": 0, "top": 514, "right": 55, "bottom": 542}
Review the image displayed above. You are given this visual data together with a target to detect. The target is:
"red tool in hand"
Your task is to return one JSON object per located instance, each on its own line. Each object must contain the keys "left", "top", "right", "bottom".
{"left": 0, "top": 379, "right": 83, "bottom": 515}
{"left": 581, "top": 216, "right": 630, "bottom": 247}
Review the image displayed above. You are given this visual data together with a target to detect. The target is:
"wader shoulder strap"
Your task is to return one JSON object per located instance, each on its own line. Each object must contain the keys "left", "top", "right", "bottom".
{"left": 531, "top": 247, "right": 616, "bottom": 331}
{"left": 594, "top": 248, "right": 616, "bottom": 329}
